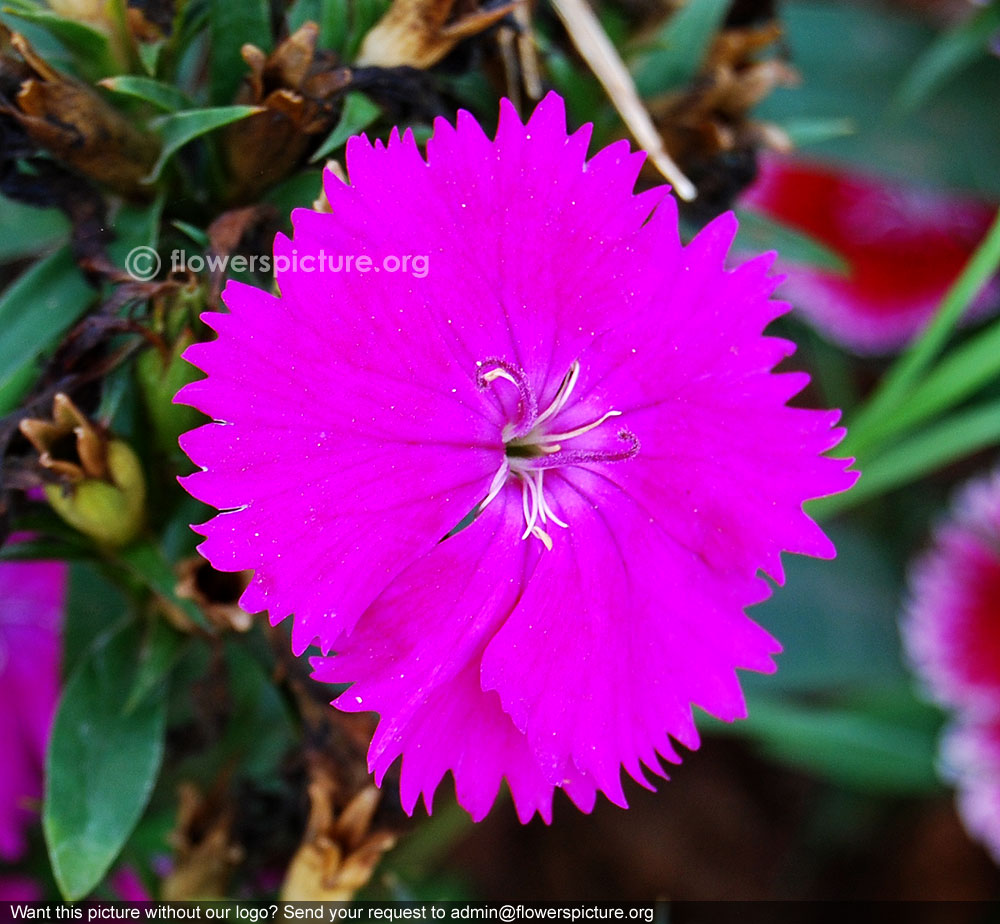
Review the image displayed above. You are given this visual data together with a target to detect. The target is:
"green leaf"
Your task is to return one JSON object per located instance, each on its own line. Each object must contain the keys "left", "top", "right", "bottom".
{"left": 220, "top": 642, "right": 295, "bottom": 780}
{"left": 98, "top": 75, "right": 192, "bottom": 112}
{"left": 779, "top": 116, "right": 856, "bottom": 148}
{"left": 311, "top": 91, "right": 382, "bottom": 162}
{"left": 318, "top": 0, "right": 351, "bottom": 53}
{"left": 209, "top": 0, "right": 271, "bottom": 105}
{"left": 0, "top": 247, "right": 95, "bottom": 414}
{"left": 171, "top": 220, "right": 210, "bottom": 249}
{"left": 852, "top": 316, "right": 1000, "bottom": 458}
{"left": 263, "top": 170, "right": 324, "bottom": 223}
{"left": 63, "top": 563, "right": 129, "bottom": 680}
{"left": 1, "top": 2, "right": 116, "bottom": 77}
{"left": 743, "top": 524, "right": 905, "bottom": 695}
{"left": 816, "top": 396, "right": 1000, "bottom": 517}
{"left": 755, "top": 3, "right": 1000, "bottom": 199}
{"left": 346, "top": 0, "right": 390, "bottom": 58}
{"left": 44, "top": 620, "right": 167, "bottom": 900}
{"left": 138, "top": 38, "right": 164, "bottom": 75}
{"left": 729, "top": 691, "right": 942, "bottom": 794}
{"left": 146, "top": 105, "right": 262, "bottom": 181}
{"left": 631, "top": 0, "right": 730, "bottom": 96}
{"left": 735, "top": 209, "right": 849, "bottom": 273}
{"left": 0, "top": 195, "right": 69, "bottom": 260}
{"left": 844, "top": 207, "right": 1000, "bottom": 458}
{"left": 896, "top": 1, "right": 1000, "bottom": 113}
{"left": 118, "top": 540, "right": 210, "bottom": 632}
{"left": 125, "top": 618, "right": 187, "bottom": 714}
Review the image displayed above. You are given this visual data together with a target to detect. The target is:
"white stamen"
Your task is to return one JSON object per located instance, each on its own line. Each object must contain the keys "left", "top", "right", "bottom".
{"left": 544, "top": 409, "right": 621, "bottom": 443}
{"left": 530, "top": 525, "right": 553, "bottom": 551}
{"left": 521, "top": 473, "right": 540, "bottom": 539}
{"left": 533, "top": 470, "right": 568, "bottom": 528}
{"left": 534, "top": 361, "right": 581, "bottom": 428}
{"left": 481, "top": 460, "right": 510, "bottom": 511}
{"left": 482, "top": 367, "right": 520, "bottom": 387}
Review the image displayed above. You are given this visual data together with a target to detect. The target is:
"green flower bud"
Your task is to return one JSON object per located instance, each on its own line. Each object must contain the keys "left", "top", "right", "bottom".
{"left": 20, "top": 393, "right": 146, "bottom": 548}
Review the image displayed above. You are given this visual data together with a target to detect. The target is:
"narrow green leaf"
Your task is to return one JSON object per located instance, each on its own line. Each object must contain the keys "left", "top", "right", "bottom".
{"left": 44, "top": 621, "right": 167, "bottom": 900}
{"left": 318, "top": 0, "right": 350, "bottom": 53}
{"left": 632, "top": 0, "right": 730, "bottom": 96}
{"left": 845, "top": 206, "right": 1000, "bottom": 457}
{"left": 138, "top": 38, "right": 164, "bottom": 75}
{"left": 855, "top": 316, "right": 1000, "bottom": 455}
{"left": 816, "top": 397, "right": 1000, "bottom": 517}
{"left": 99, "top": 75, "right": 191, "bottom": 112}
{"left": 118, "top": 540, "right": 210, "bottom": 631}
{"left": 780, "top": 116, "right": 856, "bottom": 148}
{"left": 263, "top": 170, "right": 324, "bottom": 219}
{"left": 728, "top": 693, "right": 941, "bottom": 794}
{"left": 346, "top": 0, "right": 390, "bottom": 58}
{"left": 311, "top": 92, "right": 382, "bottom": 162}
{"left": 209, "top": 0, "right": 271, "bottom": 105}
{"left": 735, "top": 209, "right": 849, "bottom": 273}
{"left": 0, "top": 195, "right": 69, "bottom": 260}
{"left": 146, "top": 105, "right": 262, "bottom": 181}
{"left": 0, "top": 538, "right": 92, "bottom": 564}
{"left": 0, "top": 247, "right": 95, "bottom": 414}
{"left": 171, "top": 220, "right": 210, "bottom": 249}
{"left": 1, "top": 4, "right": 115, "bottom": 77}
{"left": 896, "top": 1, "right": 1000, "bottom": 112}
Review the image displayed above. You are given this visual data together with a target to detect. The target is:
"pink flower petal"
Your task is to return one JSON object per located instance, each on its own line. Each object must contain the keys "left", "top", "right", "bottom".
{"left": 312, "top": 488, "right": 597, "bottom": 822}
{"left": 742, "top": 155, "right": 998, "bottom": 354}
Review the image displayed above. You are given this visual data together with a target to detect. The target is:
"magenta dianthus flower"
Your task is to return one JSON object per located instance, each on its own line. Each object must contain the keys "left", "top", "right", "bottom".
{"left": 178, "top": 93, "right": 856, "bottom": 821}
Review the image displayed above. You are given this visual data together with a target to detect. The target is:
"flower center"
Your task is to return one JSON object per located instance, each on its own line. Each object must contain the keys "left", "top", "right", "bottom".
{"left": 475, "top": 358, "right": 639, "bottom": 549}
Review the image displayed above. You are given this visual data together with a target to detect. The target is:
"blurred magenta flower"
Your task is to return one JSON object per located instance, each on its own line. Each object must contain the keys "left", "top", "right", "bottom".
{"left": 742, "top": 154, "right": 998, "bottom": 354}
{"left": 0, "top": 876, "right": 43, "bottom": 901}
{"left": 178, "top": 94, "right": 856, "bottom": 821}
{"left": 0, "top": 544, "right": 65, "bottom": 860}
{"left": 904, "top": 469, "right": 1000, "bottom": 715}
{"left": 904, "top": 469, "right": 1000, "bottom": 861}
{"left": 942, "top": 720, "right": 1000, "bottom": 863}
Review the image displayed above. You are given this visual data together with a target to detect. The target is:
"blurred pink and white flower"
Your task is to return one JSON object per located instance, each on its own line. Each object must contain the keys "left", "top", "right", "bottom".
{"left": 742, "top": 154, "right": 998, "bottom": 354}
{"left": 904, "top": 468, "right": 1000, "bottom": 861}
{"left": 178, "top": 94, "right": 856, "bottom": 822}
{"left": 904, "top": 469, "right": 1000, "bottom": 715}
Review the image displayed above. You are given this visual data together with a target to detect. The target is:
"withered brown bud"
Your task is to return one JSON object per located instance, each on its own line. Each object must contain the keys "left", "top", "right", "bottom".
{"left": 356, "top": 0, "right": 521, "bottom": 69}
{"left": 1, "top": 31, "right": 160, "bottom": 197}
{"left": 162, "top": 783, "right": 244, "bottom": 901}
{"left": 174, "top": 556, "right": 256, "bottom": 634}
{"left": 19, "top": 394, "right": 146, "bottom": 547}
{"left": 648, "top": 20, "right": 797, "bottom": 216}
{"left": 220, "top": 22, "right": 352, "bottom": 204}
{"left": 281, "top": 783, "right": 397, "bottom": 901}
